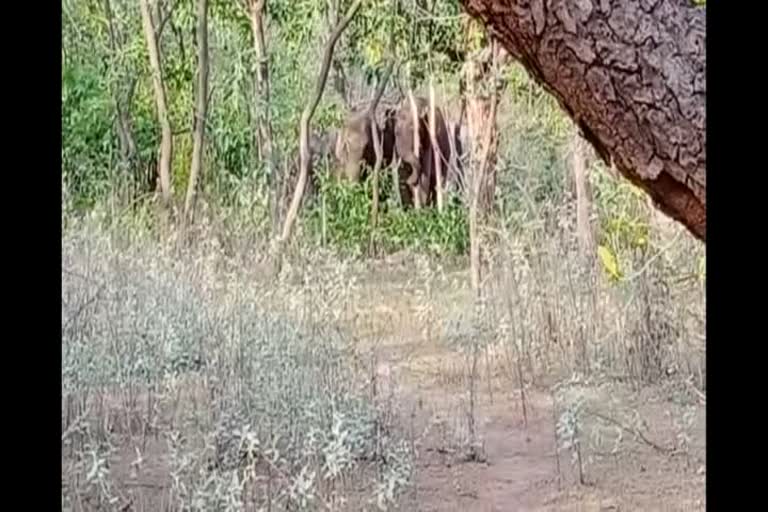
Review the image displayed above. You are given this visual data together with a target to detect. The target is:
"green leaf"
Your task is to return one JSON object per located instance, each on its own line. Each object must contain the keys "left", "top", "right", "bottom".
{"left": 597, "top": 245, "right": 622, "bottom": 281}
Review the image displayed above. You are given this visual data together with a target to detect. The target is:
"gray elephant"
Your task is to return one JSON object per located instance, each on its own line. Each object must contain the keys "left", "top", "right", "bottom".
{"left": 392, "top": 96, "right": 460, "bottom": 208}
{"left": 282, "top": 129, "right": 340, "bottom": 208}
{"left": 330, "top": 98, "right": 464, "bottom": 209}
{"left": 333, "top": 109, "right": 396, "bottom": 183}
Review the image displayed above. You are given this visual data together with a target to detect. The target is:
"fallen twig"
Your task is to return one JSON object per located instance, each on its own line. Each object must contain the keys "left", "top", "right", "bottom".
{"left": 584, "top": 409, "right": 676, "bottom": 455}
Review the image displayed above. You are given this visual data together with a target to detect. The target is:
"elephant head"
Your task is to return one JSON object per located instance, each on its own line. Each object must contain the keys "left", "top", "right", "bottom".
{"left": 333, "top": 108, "right": 396, "bottom": 183}
{"left": 285, "top": 129, "right": 341, "bottom": 205}
{"left": 334, "top": 111, "right": 377, "bottom": 183}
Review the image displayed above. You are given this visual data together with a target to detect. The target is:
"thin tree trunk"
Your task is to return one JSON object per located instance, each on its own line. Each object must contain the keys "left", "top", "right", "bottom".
{"left": 277, "top": 0, "right": 363, "bottom": 249}
{"left": 463, "top": 40, "right": 499, "bottom": 215}
{"left": 247, "top": 0, "right": 275, "bottom": 184}
{"left": 467, "top": 87, "right": 498, "bottom": 296}
{"left": 139, "top": 0, "right": 174, "bottom": 207}
{"left": 184, "top": 0, "right": 209, "bottom": 223}
{"left": 460, "top": 0, "right": 706, "bottom": 241}
{"left": 571, "top": 133, "right": 594, "bottom": 256}
{"left": 369, "top": 113, "right": 383, "bottom": 256}
{"left": 325, "top": 0, "right": 350, "bottom": 106}
{"left": 367, "top": 59, "right": 394, "bottom": 255}
{"left": 407, "top": 90, "right": 422, "bottom": 209}
{"left": 429, "top": 79, "right": 444, "bottom": 212}
{"left": 103, "top": 0, "right": 137, "bottom": 170}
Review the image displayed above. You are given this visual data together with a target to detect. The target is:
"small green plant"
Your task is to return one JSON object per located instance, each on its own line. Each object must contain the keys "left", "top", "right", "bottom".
{"left": 306, "top": 171, "right": 377, "bottom": 256}
{"left": 381, "top": 198, "right": 469, "bottom": 255}
{"left": 554, "top": 386, "right": 588, "bottom": 486}
{"left": 305, "top": 169, "right": 470, "bottom": 256}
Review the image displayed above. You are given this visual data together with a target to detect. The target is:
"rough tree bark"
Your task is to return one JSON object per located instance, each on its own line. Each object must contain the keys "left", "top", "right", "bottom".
{"left": 460, "top": 0, "right": 706, "bottom": 242}
{"left": 139, "top": 0, "right": 174, "bottom": 207}
{"left": 183, "top": 0, "right": 209, "bottom": 223}
{"left": 277, "top": 0, "right": 363, "bottom": 250}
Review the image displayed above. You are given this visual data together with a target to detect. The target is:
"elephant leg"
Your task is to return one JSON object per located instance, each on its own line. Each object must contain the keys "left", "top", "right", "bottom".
{"left": 406, "top": 162, "right": 420, "bottom": 187}
{"left": 391, "top": 156, "right": 404, "bottom": 208}
{"left": 423, "top": 147, "right": 436, "bottom": 207}
{"left": 412, "top": 184, "right": 422, "bottom": 209}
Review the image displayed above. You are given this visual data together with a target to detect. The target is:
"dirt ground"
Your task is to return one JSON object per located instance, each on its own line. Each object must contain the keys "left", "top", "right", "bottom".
{"left": 99, "top": 260, "right": 705, "bottom": 511}
{"left": 379, "top": 360, "right": 705, "bottom": 512}
{"left": 356, "top": 260, "right": 706, "bottom": 512}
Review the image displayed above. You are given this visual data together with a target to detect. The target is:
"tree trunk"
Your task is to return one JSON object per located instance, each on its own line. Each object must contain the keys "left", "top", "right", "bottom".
{"left": 325, "top": 0, "right": 350, "bottom": 106}
{"left": 571, "top": 133, "right": 594, "bottom": 256}
{"left": 369, "top": 112, "right": 383, "bottom": 256}
{"left": 103, "top": 0, "right": 141, "bottom": 206}
{"left": 460, "top": 0, "right": 706, "bottom": 242}
{"left": 407, "top": 90, "right": 423, "bottom": 209}
{"left": 277, "top": 0, "right": 363, "bottom": 249}
{"left": 103, "top": 0, "right": 137, "bottom": 167}
{"left": 462, "top": 38, "right": 500, "bottom": 215}
{"left": 248, "top": 0, "right": 275, "bottom": 183}
{"left": 367, "top": 60, "right": 395, "bottom": 255}
{"left": 467, "top": 81, "right": 499, "bottom": 297}
{"left": 429, "top": 80, "right": 444, "bottom": 212}
{"left": 139, "top": 0, "right": 174, "bottom": 207}
{"left": 184, "top": 0, "right": 209, "bottom": 224}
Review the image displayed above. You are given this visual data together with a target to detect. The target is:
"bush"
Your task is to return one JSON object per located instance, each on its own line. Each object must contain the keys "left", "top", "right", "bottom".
{"left": 61, "top": 229, "right": 413, "bottom": 510}
{"left": 305, "top": 168, "right": 470, "bottom": 256}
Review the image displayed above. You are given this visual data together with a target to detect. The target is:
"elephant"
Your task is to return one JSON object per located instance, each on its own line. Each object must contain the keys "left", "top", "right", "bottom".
{"left": 329, "top": 98, "right": 465, "bottom": 210}
{"left": 281, "top": 129, "right": 340, "bottom": 209}
{"left": 310, "top": 130, "right": 339, "bottom": 179}
{"left": 392, "top": 95, "right": 459, "bottom": 208}
{"left": 333, "top": 109, "right": 396, "bottom": 183}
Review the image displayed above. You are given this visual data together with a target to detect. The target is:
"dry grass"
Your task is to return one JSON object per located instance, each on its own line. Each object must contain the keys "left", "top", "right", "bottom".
{"left": 61, "top": 200, "right": 705, "bottom": 511}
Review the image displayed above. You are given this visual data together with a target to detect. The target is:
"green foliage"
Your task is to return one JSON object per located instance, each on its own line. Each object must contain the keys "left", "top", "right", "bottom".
{"left": 597, "top": 244, "right": 623, "bottom": 282}
{"left": 593, "top": 171, "right": 651, "bottom": 252}
{"left": 60, "top": 0, "right": 469, "bottom": 214}
{"left": 61, "top": 62, "right": 115, "bottom": 209}
{"left": 60, "top": 0, "right": 692, "bottom": 272}
{"left": 309, "top": 175, "right": 374, "bottom": 256}
{"left": 380, "top": 199, "right": 469, "bottom": 254}
{"left": 306, "top": 168, "right": 469, "bottom": 256}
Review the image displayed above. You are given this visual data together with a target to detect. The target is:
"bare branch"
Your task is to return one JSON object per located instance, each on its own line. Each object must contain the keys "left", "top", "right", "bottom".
{"left": 584, "top": 409, "right": 676, "bottom": 455}
{"left": 140, "top": 0, "right": 174, "bottom": 206}
{"left": 278, "top": 0, "right": 363, "bottom": 246}
{"left": 155, "top": 0, "right": 177, "bottom": 39}
{"left": 183, "top": 0, "right": 210, "bottom": 224}
{"left": 248, "top": 0, "right": 275, "bottom": 183}
{"left": 367, "top": 60, "right": 394, "bottom": 117}
{"left": 429, "top": 79, "right": 444, "bottom": 211}
{"left": 368, "top": 109, "right": 384, "bottom": 255}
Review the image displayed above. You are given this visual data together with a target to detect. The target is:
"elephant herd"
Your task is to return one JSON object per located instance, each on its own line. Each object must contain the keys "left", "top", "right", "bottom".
{"left": 305, "top": 95, "right": 466, "bottom": 209}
